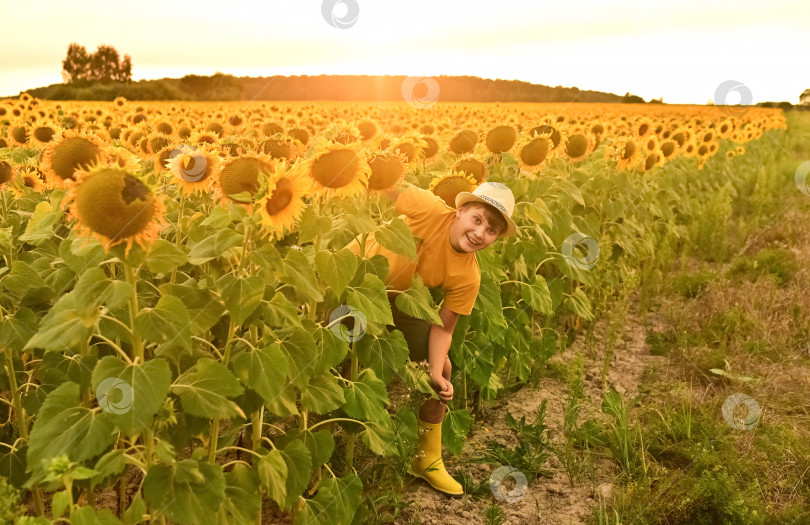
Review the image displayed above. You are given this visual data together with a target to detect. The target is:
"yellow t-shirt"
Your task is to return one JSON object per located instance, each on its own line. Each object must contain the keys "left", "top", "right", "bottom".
{"left": 347, "top": 186, "right": 480, "bottom": 315}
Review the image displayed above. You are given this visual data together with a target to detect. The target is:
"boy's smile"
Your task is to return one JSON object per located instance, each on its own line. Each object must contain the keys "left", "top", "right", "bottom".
{"left": 449, "top": 204, "right": 502, "bottom": 253}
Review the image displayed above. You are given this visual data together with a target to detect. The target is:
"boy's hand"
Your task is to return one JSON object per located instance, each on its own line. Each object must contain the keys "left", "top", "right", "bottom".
{"left": 430, "top": 372, "right": 454, "bottom": 403}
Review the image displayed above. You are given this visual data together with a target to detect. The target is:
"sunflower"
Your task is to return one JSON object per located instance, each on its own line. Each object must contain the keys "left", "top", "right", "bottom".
{"left": 257, "top": 162, "right": 312, "bottom": 239}
{"left": 0, "top": 160, "right": 14, "bottom": 188}
{"left": 259, "top": 135, "right": 300, "bottom": 161}
{"left": 659, "top": 140, "right": 678, "bottom": 160}
{"left": 214, "top": 154, "right": 275, "bottom": 204}
{"left": 453, "top": 156, "right": 488, "bottom": 184}
{"left": 641, "top": 152, "right": 661, "bottom": 172}
{"left": 428, "top": 171, "right": 476, "bottom": 208}
{"left": 607, "top": 137, "right": 641, "bottom": 170}
{"left": 561, "top": 131, "right": 594, "bottom": 162}
{"left": 8, "top": 166, "right": 45, "bottom": 197}
{"left": 635, "top": 118, "right": 653, "bottom": 138}
{"left": 7, "top": 122, "right": 30, "bottom": 147}
{"left": 104, "top": 145, "right": 141, "bottom": 172}
{"left": 726, "top": 150, "right": 736, "bottom": 160}
{"left": 366, "top": 150, "right": 407, "bottom": 191}
{"left": 391, "top": 133, "right": 427, "bottom": 164}
{"left": 30, "top": 123, "right": 57, "bottom": 146}
{"left": 40, "top": 131, "right": 106, "bottom": 188}
{"left": 65, "top": 165, "right": 166, "bottom": 255}
{"left": 530, "top": 124, "right": 563, "bottom": 151}
{"left": 261, "top": 122, "right": 284, "bottom": 137}
{"left": 154, "top": 120, "right": 174, "bottom": 136}
{"left": 288, "top": 127, "right": 310, "bottom": 146}
{"left": 306, "top": 143, "right": 370, "bottom": 199}
{"left": 113, "top": 96, "right": 127, "bottom": 109}
{"left": 516, "top": 135, "right": 552, "bottom": 172}
{"left": 448, "top": 130, "right": 479, "bottom": 155}
{"left": 421, "top": 136, "right": 440, "bottom": 160}
{"left": 188, "top": 130, "right": 220, "bottom": 146}
{"left": 357, "top": 120, "right": 379, "bottom": 141}
{"left": 166, "top": 144, "right": 220, "bottom": 195}
{"left": 485, "top": 125, "right": 517, "bottom": 154}
{"left": 735, "top": 146, "right": 745, "bottom": 156}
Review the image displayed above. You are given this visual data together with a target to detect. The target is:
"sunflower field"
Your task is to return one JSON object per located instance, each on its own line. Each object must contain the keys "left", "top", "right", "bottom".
{"left": 0, "top": 94, "right": 788, "bottom": 524}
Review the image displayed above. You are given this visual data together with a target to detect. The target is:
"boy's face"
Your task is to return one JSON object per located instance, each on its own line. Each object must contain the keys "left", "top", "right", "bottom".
{"left": 449, "top": 203, "right": 503, "bottom": 253}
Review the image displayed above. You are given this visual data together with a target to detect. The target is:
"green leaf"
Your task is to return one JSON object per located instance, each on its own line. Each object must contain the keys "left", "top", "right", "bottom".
{"left": 442, "top": 409, "right": 471, "bottom": 455}
{"left": 188, "top": 228, "right": 241, "bottom": 263}
{"left": 347, "top": 274, "right": 393, "bottom": 327}
{"left": 90, "top": 356, "right": 172, "bottom": 437}
{"left": 135, "top": 295, "right": 192, "bottom": 350}
{"left": 70, "top": 505, "right": 125, "bottom": 525}
{"left": 90, "top": 450, "right": 126, "bottom": 490}
{"left": 394, "top": 275, "right": 442, "bottom": 324}
{"left": 40, "top": 350, "right": 97, "bottom": 391}
{"left": 355, "top": 330, "right": 409, "bottom": 384}
{"left": 298, "top": 206, "right": 333, "bottom": 244}
{"left": 314, "top": 248, "right": 358, "bottom": 299}
{"left": 143, "top": 460, "right": 225, "bottom": 525}
{"left": 218, "top": 274, "right": 264, "bottom": 326}
{"left": 264, "top": 382, "right": 299, "bottom": 417}
{"left": 375, "top": 217, "right": 417, "bottom": 260}
{"left": 281, "top": 248, "right": 323, "bottom": 303}
{"left": 230, "top": 343, "right": 289, "bottom": 405}
{"left": 314, "top": 326, "right": 349, "bottom": 375}
{"left": 362, "top": 419, "right": 398, "bottom": 456}
{"left": 73, "top": 267, "right": 131, "bottom": 316}
{"left": 27, "top": 382, "right": 116, "bottom": 472}
{"left": 277, "top": 326, "right": 319, "bottom": 389}
{"left": 0, "top": 307, "right": 37, "bottom": 352}
{"left": 263, "top": 291, "right": 304, "bottom": 329}
{"left": 218, "top": 464, "right": 261, "bottom": 525}
{"left": 521, "top": 276, "right": 553, "bottom": 315}
{"left": 343, "top": 369, "right": 389, "bottom": 423}
{"left": 123, "top": 493, "right": 147, "bottom": 525}
{"left": 279, "top": 440, "right": 312, "bottom": 510}
{"left": 300, "top": 374, "right": 345, "bottom": 414}
{"left": 565, "top": 288, "right": 594, "bottom": 321}
{"left": 51, "top": 490, "right": 70, "bottom": 518}
{"left": 277, "top": 429, "right": 335, "bottom": 469}
{"left": 19, "top": 201, "right": 60, "bottom": 245}
{"left": 3, "top": 260, "right": 53, "bottom": 303}
{"left": 172, "top": 358, "right": 245, "bottom": 420}
{"left": 257, "top": 449, "right": 287, "bottom": 507}
{"left": 159, "top": 282, "right": 225, "bottom": 336}
{"left": 24, "top": 293, "right": 94, "bottom": 350}
{"left": 474, "top": 276, "right": 506, "bottom": 330}
{"left": 294, "top": 474, "right": 362, "bottom": 525}
{"left": 59, "top": 234, "right": 105, "bottom": 274}
{"left": 146, "top": 239, "right": 188, "bottom": 275}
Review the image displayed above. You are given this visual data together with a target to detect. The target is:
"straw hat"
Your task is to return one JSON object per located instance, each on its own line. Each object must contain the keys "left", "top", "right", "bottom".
{"left": 455, "top": 181, "right": 517, "bottom": 238}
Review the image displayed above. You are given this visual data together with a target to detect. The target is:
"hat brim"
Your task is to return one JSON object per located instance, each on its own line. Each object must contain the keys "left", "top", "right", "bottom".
{"left": 455, "top": 192, "right": 517, "bottom": 238}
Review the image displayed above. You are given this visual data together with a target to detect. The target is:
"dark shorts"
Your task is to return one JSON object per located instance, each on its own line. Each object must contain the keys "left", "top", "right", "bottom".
{"left": 386, "top": 294, "right": 431, "bottom": 363}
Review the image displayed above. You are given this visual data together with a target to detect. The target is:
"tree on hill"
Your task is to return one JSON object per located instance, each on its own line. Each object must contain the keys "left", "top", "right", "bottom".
{"left": 801, "top": 88, "right": 810, "bottom": 106}
{"left": 62, "top": 43, "right": 132, "bottom": 85}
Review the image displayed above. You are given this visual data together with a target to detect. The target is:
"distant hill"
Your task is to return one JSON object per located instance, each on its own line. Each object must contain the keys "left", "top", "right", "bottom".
{"left": 20, "top": 73, "right": 645, "bottom": 104}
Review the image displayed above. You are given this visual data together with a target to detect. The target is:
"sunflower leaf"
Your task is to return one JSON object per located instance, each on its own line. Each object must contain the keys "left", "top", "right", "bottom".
{"left": 146, "top": 239, "right": 188, "bottom": 275}
{"left": 375, "top": 216, "right": 417, "bottom": 260}
{"left": 171, "top": 358, "right": 245, "bottom": 420}
{"left": 134, "top": 295, "right": 192, "bottom": 350}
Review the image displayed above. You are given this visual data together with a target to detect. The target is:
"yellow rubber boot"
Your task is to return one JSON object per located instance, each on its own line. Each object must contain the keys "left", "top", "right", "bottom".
{"left": 409, "top": 418, "right": 464, "bottom": 496}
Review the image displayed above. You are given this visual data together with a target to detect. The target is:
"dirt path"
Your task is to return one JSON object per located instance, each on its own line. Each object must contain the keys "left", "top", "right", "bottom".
{"left": 402, "top": 296, "right": 667, "bottom": 525}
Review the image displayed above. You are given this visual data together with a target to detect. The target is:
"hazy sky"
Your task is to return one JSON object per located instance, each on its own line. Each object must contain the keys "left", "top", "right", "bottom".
{"left": 1, "top": 0, "right": 807, "bottom": 104}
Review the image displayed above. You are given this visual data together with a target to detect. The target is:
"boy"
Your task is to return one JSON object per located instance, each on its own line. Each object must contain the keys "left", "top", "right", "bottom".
{"left": 348, "top": 180, "right": 517, "bottom": 495}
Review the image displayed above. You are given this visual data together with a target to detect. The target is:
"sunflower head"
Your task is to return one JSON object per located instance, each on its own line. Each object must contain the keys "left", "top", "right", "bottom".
{"left": 105, "top": 145, "right": 141, "bottom": 172}
{"left": 306, "top": 143, "right": 370, "bottom": 199}
{"left": 8, "top": 122, "right": 30, "bottom": 146}
{"left": 453, "top": 157, "right": 488, "bottom": 184}
{"left": 530, "top": 124, "right": 562, "bottom": 150}
{"left": 357, "top": 120, "right": 378, "bottom": 141}
{"left": 65, "top": 165, "right": 166, "bottom": 254}
{"left": 517, "top": 135, "right": 551, "bottom": 171}
{"left": 168, "top": 144, "right": 221, "bottom": 195}
{"left": 31, "top": 123, "right": 57, "bottom": 146}
{"left": 0, "top": 160, "right": 14, "bottom": 187}
{"left": 366, "top": 151, "right": 407, "bottom": 191}
{"left": 607, "top": 137, "right": 640, "bottom": 170}
{"left": 257, "top": 161, "right": 312, "bottom": 240}
{"left": 40, "top": 131, "right": 106, "bottom": 188}
{"left": 215, "top": 154, "right": 275, "bottom": 204}
{"left": 428, "top": 171, "right": 476, "bottom": 208}
{"left": 485, "top": 125, "right": 517, "bottom": 154}
{"left": 448, "top": 130, "right": 479, "bottom": 155}
{"left": 422, "top": 136, "right": 440, "bottom": 159}
{"left": 561, "top": 132, "right": 594, "bottom": 162}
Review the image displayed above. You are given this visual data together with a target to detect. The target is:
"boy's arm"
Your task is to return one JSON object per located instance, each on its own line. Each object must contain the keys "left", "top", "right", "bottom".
{"left": 381, "top": 180, "right": 412, "bottom": 205}
{"left": 427, "top": 304, "right": 460, "bottom": 403}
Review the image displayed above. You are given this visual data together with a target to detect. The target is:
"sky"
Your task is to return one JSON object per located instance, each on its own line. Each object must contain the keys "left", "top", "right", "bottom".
{"left": 1, "top": 0, "right": 807, "bottom": 104}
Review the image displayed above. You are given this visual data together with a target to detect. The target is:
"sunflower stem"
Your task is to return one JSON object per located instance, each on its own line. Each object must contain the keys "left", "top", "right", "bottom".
{"left": 124, "top": 263, "right": 144, "bottom": 362}
{"left": 238, "top": 221, "right": 252, "bottom": 276}
{"left": 4, "top": 345, "right": 44, "bottom": 516}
